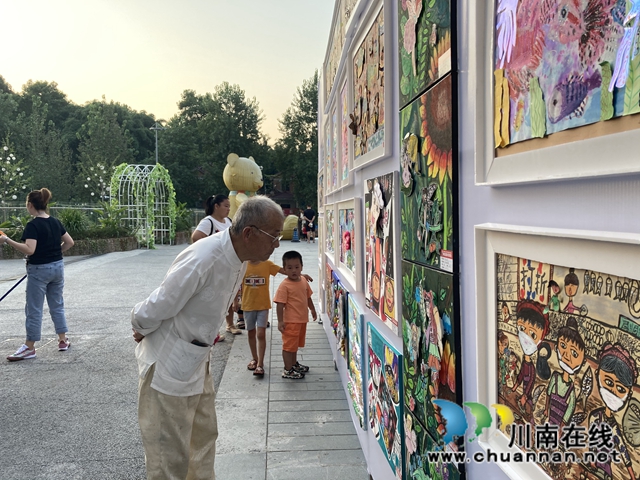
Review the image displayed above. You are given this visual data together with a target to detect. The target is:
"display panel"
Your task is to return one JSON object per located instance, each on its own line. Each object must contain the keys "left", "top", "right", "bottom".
{"left": 347, "top": 294, "right": 367, "bottom": 428}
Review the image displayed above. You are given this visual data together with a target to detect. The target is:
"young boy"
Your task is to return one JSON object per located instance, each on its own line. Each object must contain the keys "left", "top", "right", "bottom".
{"left": 274, "top": 251, "right": 317, "bottom": 379}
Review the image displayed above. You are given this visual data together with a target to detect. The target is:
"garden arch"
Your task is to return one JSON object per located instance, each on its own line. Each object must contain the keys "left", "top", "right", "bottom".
{"left": 110, "top": 164, "right": 176, "bottom": 248}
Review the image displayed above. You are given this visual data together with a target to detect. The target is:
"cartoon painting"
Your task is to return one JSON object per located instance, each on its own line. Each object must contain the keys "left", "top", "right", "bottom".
{"left": 348, "top": 294, "right": 366, "bottom": 429}
{"left": 496, "top": 253, "right": 640, "bottom": 480}
{"left": 368, "top": 322, "right": 404, "bottom": 480}
{"left": 341, "top": 82, "right": 350, "bottom": 182}
{"left": 400, "top": 74, "right": 453, "bottom": 272}
{"left": 364, "top": 172, "right": 397, "bottom": 333}
{"left": 332, "top": 108, "right": 339, "bottom": 190}
{"left": 339, "top": 206, "right": 356, "bottom": 276}
{"left": 405, "top": 411, "right": 461, "bottom": 480}
{"left": 332, "top": 272, "right": 348, "bottom": 359}
{"left": 353, "top": 7, "right": 385, "bottom": 159}
{"left": 494, "top": 0, "right": 640, "bottom": 146}
{"left": 398, "top": 0, "right": 452, "bottom": 110}
{"left": 402, "top": 260, "right": 458, "bottom": 450}
{"left": 326, "top": 206, "right": 335, "bottom": 256}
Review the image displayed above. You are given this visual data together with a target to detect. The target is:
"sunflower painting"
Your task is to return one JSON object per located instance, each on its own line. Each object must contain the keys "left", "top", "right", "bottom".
{"left": 400, "top": 74, "right": 453, "bottom": 272}
{"left": 398, "top": 0, "right": 452, "bottom": 110}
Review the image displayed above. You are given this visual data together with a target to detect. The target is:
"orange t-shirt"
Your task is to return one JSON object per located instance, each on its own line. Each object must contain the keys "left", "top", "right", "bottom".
{"left": 273, "top": 277, "right": 313, "bottom": 323}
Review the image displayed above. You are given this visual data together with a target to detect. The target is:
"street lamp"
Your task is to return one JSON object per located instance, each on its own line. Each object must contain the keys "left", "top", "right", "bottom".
{"left": 150, "top": 122, "right": 165, "bottom": 164}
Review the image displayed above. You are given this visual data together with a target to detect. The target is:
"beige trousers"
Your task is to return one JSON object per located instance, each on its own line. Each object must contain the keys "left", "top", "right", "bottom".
{"left": 138, "top": 363, "right": 218, "bottom": 480}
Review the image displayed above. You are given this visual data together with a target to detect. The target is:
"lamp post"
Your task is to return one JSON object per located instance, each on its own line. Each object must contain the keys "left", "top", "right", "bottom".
{"left": 150, "top": 122, "right": 165, "bottom": 164}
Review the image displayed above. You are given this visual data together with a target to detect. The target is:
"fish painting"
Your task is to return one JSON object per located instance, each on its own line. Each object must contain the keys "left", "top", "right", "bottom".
{"left": 547, "top": 69, "right": 602, "bottom": 123}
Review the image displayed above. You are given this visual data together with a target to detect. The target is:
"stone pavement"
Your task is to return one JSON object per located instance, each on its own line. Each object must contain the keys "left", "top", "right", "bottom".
{"left": 0, "top": 238, "right": 369, "bottom": 479}
{"left": 215, "top": 239, "right": 369, "bottom": 479}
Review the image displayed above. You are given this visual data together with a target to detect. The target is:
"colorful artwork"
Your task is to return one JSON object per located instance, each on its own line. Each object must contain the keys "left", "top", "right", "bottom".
{"left": 348, "top": 294, "right": 366, "bottom": 428}
{"left": 332, "top": 108, "right": 338, "bottom": 190}
{"left": 339, "top": 207, "right": 356, "bottom": 275}
{"left": 318, "top": 172, "right": 324, "bottom": 209}
{"left": 398, "top": 0, "right": 452, "bottom": 110}
{"left": 494, "top": 0, "right": 640, "bottom": 146}
{"left": 325, "top": 263, "right": 334, "bottom": 318}
{"left": 325, "top": 0, "right": 347, "bottom": 102}
{"left": 405, "top": 411, "right": 461, "bottom": 480}
{"left": 341, "top": 82, "right": 349, "bottom": 182}
{"left": 400, "top": 74, "right": 453, "bottom": 272}
{"left": 332, "top": 272, "right": 348, "bottom": 359}
{"left": 368, "top": 322, "right": 404, "bottom": 480}
{"left": 402, "top": 260, "right": 458, "bottom": 450}
{"left": 325, "top": 206, "right": 335, "bottom": 256}
{"left": 325, "top": 121, "right": 331, "bottom": 192}
{"left": 353, "top": 7, "right": 385, "bottom": 159}
{"left": 364, "top": 172, "right": 397, "bottom": 333}
{"left": 497, "top": 253, "right": 640, "bottom": 480}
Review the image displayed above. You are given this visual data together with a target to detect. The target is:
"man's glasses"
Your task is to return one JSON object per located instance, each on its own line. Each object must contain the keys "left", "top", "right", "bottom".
{"left": 250, "top": 225, "right": 283, "bottom": 244}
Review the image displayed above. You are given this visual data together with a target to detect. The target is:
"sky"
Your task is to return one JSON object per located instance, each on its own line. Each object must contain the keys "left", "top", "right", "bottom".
{"left": 0, "top": 0, "right": 335, "bottom": 142}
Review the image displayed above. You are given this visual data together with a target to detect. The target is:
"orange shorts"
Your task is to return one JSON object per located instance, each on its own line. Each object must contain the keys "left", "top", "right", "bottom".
{"left": 282, "top": 322, "right": 307, "bottom": 352}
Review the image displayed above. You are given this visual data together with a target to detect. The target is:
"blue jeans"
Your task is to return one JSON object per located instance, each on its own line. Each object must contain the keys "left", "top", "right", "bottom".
{"left": 25, "top": 260, "right": 67, "bottom": 342}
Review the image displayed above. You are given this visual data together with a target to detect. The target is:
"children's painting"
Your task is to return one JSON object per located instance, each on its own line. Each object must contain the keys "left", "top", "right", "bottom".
{"left": 332, "top": 108, "right": 339, "bottom": 190}
{"left": 332, "top": 272, "right": 348, "bottom": 359}
{"left": 325, "top": 263, "right": 334, "bottom": 319}
{"left": 497, "top": 253, "right": 640, "bottom": 480}
{"left": 353, "top": 7, "right": 385, "bottom": 159}
{"left": 341, "top": 82, "right": 350, "bottom": 182}
{"left": 318, "top": 171, "right": 324, "bottom": 209}
{"left": 325, "top": 206, "right": 335, "bottom": 256}
{"left": 325, "top": 121, "right": 332, "bottom": 192}
{"left": 368, "top": 322, "right": 404, "bottom": 480}
{"left": 364, "top": 172, "right": 397, "bottom": 333}
{"left": 400, "top": 74, "right": 453, "bottom": 272}
{"left": 339, "top": 206, "right": 356, "bottom": 276}
{"left": 494, "top": 0, "right": 640, "bottom": 147}
{"left": 402, "top": 260, "right": 459, "bottom": 449}
{"left": 348, "top": 294, "right": 366, "bottom": 428}
{"left": 405, "top": 411, "right": 461, "bottom": 480}
{"left": 324, "top": 0, "right": 346, "bottom": 102}
{"left": 398, "top": 0, "right": 452, "bottom": 110}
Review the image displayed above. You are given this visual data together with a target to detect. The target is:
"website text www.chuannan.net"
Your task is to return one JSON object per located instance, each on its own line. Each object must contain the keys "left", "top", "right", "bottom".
{"left": 427, "top": 448, "right": 622, "bottom": 465}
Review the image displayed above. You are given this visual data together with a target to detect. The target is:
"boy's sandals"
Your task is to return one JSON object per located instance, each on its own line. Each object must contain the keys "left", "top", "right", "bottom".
{"left": 253, "top": 366, "right": 265, "bottom": 376}
{"left": 247, "top": 360, "right": 258, "bottom": 370}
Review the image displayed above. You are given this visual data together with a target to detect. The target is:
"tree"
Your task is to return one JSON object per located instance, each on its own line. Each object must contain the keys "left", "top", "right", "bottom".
{"left": 0, "top": 138, "right": 30, "bottom": 204}
{"left": 76, "top": 99, "right": 135, "bottom": 201}
{"left": 13, "top": 96, "right": 74, "bottom": 201}
{"left": 274, "top": 71, "right": 319, "bottom": 208}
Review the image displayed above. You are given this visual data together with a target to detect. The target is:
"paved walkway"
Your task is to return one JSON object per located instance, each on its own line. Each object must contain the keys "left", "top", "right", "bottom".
{"left": 215, "top": 240, "right": 369, "bottom": 479}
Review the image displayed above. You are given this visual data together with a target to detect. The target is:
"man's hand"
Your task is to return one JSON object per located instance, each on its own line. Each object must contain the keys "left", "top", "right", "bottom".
{"left": 278, "top": 321, "right": 285, "bottom": 333}
{"left": 311, "top": 310, "right": 318, "bottom": 322}
{"left": 132, "top": 328, "right": 145, "bottom": 343}
{"left": 303, "top": 274, "right": 314, "bottom": 282}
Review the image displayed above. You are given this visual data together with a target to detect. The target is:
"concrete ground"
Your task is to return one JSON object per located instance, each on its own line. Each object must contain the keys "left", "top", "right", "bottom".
{"left": 0, "top": 239, "right": 368, "bottom": 479}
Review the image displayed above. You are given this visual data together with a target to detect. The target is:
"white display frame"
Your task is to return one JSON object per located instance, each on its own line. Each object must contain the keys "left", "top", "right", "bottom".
{"left": 324, "top": 203, "right": 337, "bottom": 264}
{"left": 470, "top": 1, "right": 640, "bottom": 186}
{"left": 336, "top": 198, "right": 363, "bottom": 292}
{"left": 350, "top": 0, "right": 393, "bottom": 171}
{"left": 474, "top": 223, "right": 640, "bottom": 480}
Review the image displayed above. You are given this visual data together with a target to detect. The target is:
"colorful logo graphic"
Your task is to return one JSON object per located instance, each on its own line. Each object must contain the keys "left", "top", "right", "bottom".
{"left": 432, "top": 400, "right": 514, "bottom": 444}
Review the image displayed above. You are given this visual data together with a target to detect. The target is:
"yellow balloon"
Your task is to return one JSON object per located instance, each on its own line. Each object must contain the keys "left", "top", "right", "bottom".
{"left": 491, "top": 403, "right": 514, "bottom": 426}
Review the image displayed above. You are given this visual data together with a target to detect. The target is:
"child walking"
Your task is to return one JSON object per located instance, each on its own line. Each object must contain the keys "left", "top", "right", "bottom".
{"left": 274, "top": 251, "right": 317, "bottom": 379}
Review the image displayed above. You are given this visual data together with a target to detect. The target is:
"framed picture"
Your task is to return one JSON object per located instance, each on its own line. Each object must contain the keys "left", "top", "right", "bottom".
{"left": 331, "top": 105, "right": 339, "bottom": 192}
{"left": 325, "top": 204, "right": 336, "bottom": 262}
{"left": 347, "top": 294, "right": 367, "bottom": 429}
{"left": 339, "top": 80, "right": 353, "bottom": 189}
{"left": 470, "top": 0, "right": 640, "bottom": 185}
{"left": 400, "top": 74, "right": 454, "bottom": 273}
{"left": 331, "top": 271, "right": 348, "bottom": 360}
{"left": 337, "top": 198, "right": 362, "bottom": 291}
{"left": 364, "top": 171, "right": 399, "bottom": 334}
{"left": 317, "top": 214, "right": 324, "bottom": 266}
{"left": 324, "top": 118, "right": 332, "bottom": 193}
{"left": 475, "top": 224, "right": 640, "bottom": 480}
{"left": 351, "top": 0, "right": 394, "bottom": 170}
{"left": 325, "top": 262, "right": 334, "bottom": 321}
{"left": 317, "top": 169, "right": 324, "bottom": 210}
{"left": 368, "top": 321, "right": 404, "bottom": 480}
{"left": 397, "top": 0, "right": 452, "bottom": 110}
{"left": 401, "top": 260, "right": 460, "bottom": 452}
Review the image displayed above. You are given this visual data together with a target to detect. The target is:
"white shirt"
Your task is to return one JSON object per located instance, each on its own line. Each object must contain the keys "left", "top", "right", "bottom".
{"left": 131, "top": 228, "right": 246, "bottom": 396}
{"left": 194, "top": 216, "right": 232, "bottom": 236}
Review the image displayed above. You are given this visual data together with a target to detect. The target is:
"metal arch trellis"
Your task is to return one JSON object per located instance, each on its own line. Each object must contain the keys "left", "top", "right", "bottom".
{"left": 110, "top": 164, "right": 176, "bottom": 248}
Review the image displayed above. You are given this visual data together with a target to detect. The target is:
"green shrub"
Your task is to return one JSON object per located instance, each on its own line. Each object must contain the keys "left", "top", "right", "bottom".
{"left": 55, "top": 208, "right": 90, "bottom": 239}
{"left": 175, "top": 202, "right": 193, "bottom": 233}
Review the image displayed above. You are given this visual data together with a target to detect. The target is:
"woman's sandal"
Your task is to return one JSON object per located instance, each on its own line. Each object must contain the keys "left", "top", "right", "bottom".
{"left": 247, "top": 360, "right": 258, "bottom": 370}
{"left": 253, "top": 366, "right": 265, "bottom": 376}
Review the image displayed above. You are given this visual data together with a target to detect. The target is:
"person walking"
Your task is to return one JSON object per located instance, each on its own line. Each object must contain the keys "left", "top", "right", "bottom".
{"left": 192, "top": 194, "right": 242, "bottom": 338}
{"left": 1, "top": 188, "right": 75, "bottom": 361}
{"left": 303, "top": 205, "right": 316, "bottom": 243}
{"left": 132, "top": 196, "right": 284, "bottom": 480}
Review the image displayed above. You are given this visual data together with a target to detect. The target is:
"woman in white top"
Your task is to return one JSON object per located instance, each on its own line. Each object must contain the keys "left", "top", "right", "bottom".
{"left": 192, "top": 194, "right": 242, "bottom": 336}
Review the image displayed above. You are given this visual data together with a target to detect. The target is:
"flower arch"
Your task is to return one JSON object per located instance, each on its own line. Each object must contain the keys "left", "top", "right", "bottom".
{"left": 110, "top": 164, "right": 176, "bottom": 248}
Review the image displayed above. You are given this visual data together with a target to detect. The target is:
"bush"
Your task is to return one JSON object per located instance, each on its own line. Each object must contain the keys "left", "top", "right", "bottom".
{"left": 55, "top": 208, "right": 90, "bottom": 239}
{"left": 175, "top": 202, "right": 193, "bottom": 233}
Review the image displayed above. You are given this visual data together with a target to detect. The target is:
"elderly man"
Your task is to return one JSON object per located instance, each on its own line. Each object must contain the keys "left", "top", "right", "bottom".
{"left": 131, "top": 196, "right": 284, "bottom": 480}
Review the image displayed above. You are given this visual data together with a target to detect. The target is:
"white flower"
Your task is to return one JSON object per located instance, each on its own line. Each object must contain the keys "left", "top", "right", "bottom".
{"left": 84, "top": 184, "right": 88, "bottom": 188}
{"left": 91, "top": 192, "right": 95, "bottom": 196}
{"left": 87, "top": 177, "right": 91, "bottom": 181}
{"left": 19, "top": 172, "right": 23, "bottom": 176}
{"left": 3, "top": 146, "right": 7, "bottom": 151}
{"left": 22, "top": 186, "right": 26, "bottom": 189}
{"left": 16, "top": 167, "right": 19, "bottom": 171}
{"left": 12, "top": 195, "right": 16, "bottom": 199}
